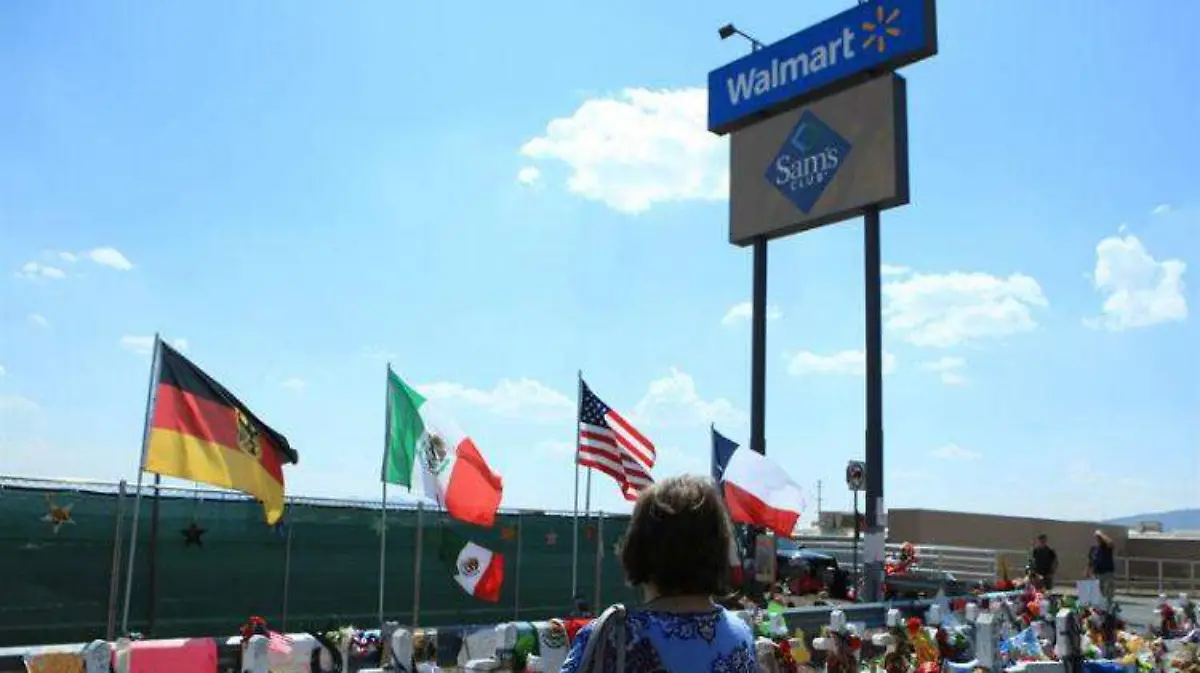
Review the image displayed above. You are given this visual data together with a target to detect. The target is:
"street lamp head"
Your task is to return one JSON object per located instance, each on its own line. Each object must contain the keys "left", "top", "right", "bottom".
{"left": 718, "top": 24, "right": 737, "bottom": 40}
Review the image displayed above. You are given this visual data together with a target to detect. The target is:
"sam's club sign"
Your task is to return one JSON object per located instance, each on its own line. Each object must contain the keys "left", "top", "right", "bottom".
{"left": 708, "top": 0, "right": 936, "bottom": 134}
{"left": 767, "top": 111, "right": 851, "bottom": 214}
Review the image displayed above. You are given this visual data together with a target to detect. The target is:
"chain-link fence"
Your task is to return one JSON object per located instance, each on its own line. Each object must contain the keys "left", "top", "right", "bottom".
{"left": 0, "top": 477, "right": 637, "bottom": 648}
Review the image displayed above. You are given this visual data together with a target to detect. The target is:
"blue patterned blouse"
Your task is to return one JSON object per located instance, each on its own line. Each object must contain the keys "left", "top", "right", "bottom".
{"left": 558, "top": 606, "right": 757, "bottom": 673}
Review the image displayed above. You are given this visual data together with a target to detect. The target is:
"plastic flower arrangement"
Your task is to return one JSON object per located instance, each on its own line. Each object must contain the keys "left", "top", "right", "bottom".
{"left": 239, "top": 615, "right": 269, "bottom": 645}
{"left": 886, "top": 542, "right": 919, "bottom": 576}
{"left": 872, "top": 615, "right": 915, "bottom": 673}
{"left": 814, "top": 622, "right": 861, "bottom": 673}
{"left": 1171, "top": 642, "right": 1200, "bottom": 673}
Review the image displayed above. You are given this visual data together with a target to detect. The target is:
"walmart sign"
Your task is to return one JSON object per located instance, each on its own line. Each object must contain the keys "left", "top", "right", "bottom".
{"left": 707, "top": 0, "right": 936, "bottom": 135}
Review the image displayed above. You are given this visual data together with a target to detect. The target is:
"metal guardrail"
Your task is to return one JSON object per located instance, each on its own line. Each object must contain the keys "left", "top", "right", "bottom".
{"left": 800, "top": 536, "right": 1200, "bottom": 596}
{"left": 1118, "top": 556, "right": 1200, "bottom": 595}
{"left": 796, "top": 534, "right": 1000, "bottom": 582}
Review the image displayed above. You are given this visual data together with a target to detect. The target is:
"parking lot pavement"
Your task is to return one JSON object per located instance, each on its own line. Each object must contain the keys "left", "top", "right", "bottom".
{"left": 1113, "top": 595, "right": 1158, "bottom": 630}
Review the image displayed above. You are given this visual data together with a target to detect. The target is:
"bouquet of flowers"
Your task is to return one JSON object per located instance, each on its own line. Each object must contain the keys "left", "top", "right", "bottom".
{"left": 886, "top": 542, "right": 919, "bottom": 576}
{"left": 239, "top": 615, "right": 269, "bottom": 645}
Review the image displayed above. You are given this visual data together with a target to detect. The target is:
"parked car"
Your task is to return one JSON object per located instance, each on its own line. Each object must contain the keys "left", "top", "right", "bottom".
{"left": 884, "top": 566, "right": 966, "bottom": 599}
{"left": 774, "top": 537, "right": 850, "bottom": 598}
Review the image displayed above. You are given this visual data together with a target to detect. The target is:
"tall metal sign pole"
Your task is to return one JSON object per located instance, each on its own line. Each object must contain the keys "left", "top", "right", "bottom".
{"left": 709, "top": 0, "right": 938, "bottom": 604}
{"left": 750, "top": 236, "right": 766, "bottom": 460}
{"left": 863, "top": 209, "right": 886, "bottom": 601}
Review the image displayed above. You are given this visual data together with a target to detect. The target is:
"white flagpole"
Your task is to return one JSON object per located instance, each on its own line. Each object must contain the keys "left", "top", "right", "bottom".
{"left": 281, "top": 515, "right": 294, "bottom": 632}
{"left": 377, "top": 363, "right": 392, "bottom": 629}
{"left": 571, "top": 371, "right": 582, "bottom": 600}
{"left": 378, "top": 482, "right": 388, "bottom": 627}
{"left": 584, "top": 471, "right": 592, "bottom": 520}
{"left": 513, "top": 511, "right": 523, "bottom": 620}
{"left": 412, "top": 500, "right": 424, "bottom": 627}
{"left": 120, "top": 333, "right": 163, "bottom": 635}
{"left": 593, "top": 510, "right": 605, "bottom": 612}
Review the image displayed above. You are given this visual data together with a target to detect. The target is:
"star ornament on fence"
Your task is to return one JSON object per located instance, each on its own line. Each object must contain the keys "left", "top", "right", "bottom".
{"left": 545, "top": 531, "right": 558, "bottom": 546}
{"left": 41, "top": 495, "right": 75, "bottom": 534}
{"left": 500, "top": 526, "right": 517, "bottom": 541}
{"left": 182, "top": 522, "right": 207, "bottom": 548}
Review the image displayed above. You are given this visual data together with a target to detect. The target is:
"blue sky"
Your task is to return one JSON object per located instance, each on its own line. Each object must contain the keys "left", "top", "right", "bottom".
{"left": 1, "top": 1, "right": 1196, "bottom": 525}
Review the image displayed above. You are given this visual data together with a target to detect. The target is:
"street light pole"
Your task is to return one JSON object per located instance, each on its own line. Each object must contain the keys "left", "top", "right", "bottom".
{"left": 720, "top": 21, "right": 770, "bottom": 606}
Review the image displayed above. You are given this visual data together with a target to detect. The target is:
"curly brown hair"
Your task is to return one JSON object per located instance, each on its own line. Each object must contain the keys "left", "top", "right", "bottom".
{"left": 617, "top": 474, "right": 735, "bottom": 597}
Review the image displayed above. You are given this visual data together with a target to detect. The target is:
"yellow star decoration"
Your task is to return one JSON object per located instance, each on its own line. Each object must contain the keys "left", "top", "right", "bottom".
{"left": 861, "top": 5, "right": 903, "bottom": 54}
{"left": 42, "top": 494, "right": 75, "bottom": 534}
{"left": 24, "top": 651, "right": 84, "bottom": 673}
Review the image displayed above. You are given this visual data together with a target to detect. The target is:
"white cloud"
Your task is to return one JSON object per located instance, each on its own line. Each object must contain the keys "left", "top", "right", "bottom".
{"left": 119, "top": 335, "right": 189, "bottom": 356}
{"left": 519, "top": 87, "right": 727, "bottom": 214}
{"left": 721, "top": 301, "right": 782, "bottom": 326}
{"left": 84, "top": 247, "right": 134, "bottom": 271}
{"left": 281, "top": 377, "right": 307, "bottom": 392}
{"left": 16, "top": 261, "right": 66, "bottom": 280}
{"left": 422, "top": 368, "right": 741, "bottom": 431}
{"left": 362, "top": 347, "right": 398, "bottom": 362}
{"left": 1064, "top": 458, "right": 1105, "bottom": 486}
{"left": 516, "top": 166, "right": 542, "bottom": 187}
{"left": 883, "top": 271, "right": 1049, "bottom": 348}
{"left": 929, "top": 443, "right": 981, "bottom": 460}
{"left": 418, "top": 378, "right": 575, "bottom": 423}
{"left": 632, "top": 367, "right": 746, "bottom": 428}
{"left": 28, "top": 314, "right": 49, "bottom": 328}
{"left": 1086, "top": 233, "right": 1186, "bottom": 331}
{"left": 783, "top": 349, "right": 898, "bottom": 376}
{"left": 919, "top": 356, "right": 968, "bottom": 386}
{"left": 655, "top": 444, "right": 706, "bottom": 473}
{"left": 0, "top": 364, "right": 6, "bottom": 377}
{"left": 880, "top": 264, "right": 911, "bottom": 276}
{"left": 17, "top": 247, "right": 133, "bottom": 279}
{"left": 1151, "top": 204, "right": 1171, "bottom": 216}
{"left": 0, "top": 394, "right": 41, "bottom": 415}
{"left": 536, "top": 439, "right": 574, "bottom": 457}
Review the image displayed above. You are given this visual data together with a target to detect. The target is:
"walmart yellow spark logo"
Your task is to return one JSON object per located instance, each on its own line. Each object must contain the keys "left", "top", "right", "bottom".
{"left": 861, "top": 5, "right": 902, "bottom": 54}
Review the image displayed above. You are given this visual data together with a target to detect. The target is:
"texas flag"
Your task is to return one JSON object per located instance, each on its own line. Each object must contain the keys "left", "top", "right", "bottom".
{"left": 721, "top": 447, "right": 805, "bottom": 538}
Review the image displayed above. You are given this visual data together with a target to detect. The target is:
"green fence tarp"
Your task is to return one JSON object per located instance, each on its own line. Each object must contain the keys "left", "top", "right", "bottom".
{"left": 0, "top": 482, "right": 637, "bottom": 647}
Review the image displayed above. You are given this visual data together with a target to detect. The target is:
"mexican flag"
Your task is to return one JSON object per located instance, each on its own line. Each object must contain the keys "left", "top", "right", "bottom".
{"left": 439, "top": 529, "right": 504, "bottom": 602}
{"left": 382, "top": 367, "right": 504, "bottom": 527}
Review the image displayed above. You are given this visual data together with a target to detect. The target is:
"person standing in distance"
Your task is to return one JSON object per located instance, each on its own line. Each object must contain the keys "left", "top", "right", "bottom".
{"left": 1086, "top": 530, "right": 1117, "bottom": 607}
{"left": 1028, "top": 534, "right": 1058, "bottom": 591}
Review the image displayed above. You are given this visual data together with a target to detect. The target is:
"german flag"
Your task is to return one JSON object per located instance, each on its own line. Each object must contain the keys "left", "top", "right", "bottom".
{"left": 144, "top": 342, "right": 298, "bottom": 524}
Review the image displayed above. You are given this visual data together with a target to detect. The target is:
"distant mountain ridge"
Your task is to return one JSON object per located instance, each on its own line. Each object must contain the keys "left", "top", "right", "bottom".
{"left": 1106, "top": 508, "right": 1200, "bottom": 531}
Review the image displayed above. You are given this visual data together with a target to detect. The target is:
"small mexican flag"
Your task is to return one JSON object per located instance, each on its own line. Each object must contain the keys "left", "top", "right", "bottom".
{"left": 439, "top": 528, "right": 505, "bottom": 602}
{"left": 382, "top": 366, "right": 504, "bottom": 527}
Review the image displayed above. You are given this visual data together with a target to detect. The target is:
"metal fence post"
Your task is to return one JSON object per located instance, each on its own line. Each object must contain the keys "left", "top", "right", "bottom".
{"left": 593, "top": 512, "right": 604, "bottom": 612}
{"left": 281, "top": 519, "right": 294, "bottom": 632}
{"left": 514, "top": 511, "right": 523, "bottom": 620}
{"left": 106, "top": 480, "right": 129, "bottom": 641}
{"left": 1157, "top": 560, "right": 1164, "bottom": 593}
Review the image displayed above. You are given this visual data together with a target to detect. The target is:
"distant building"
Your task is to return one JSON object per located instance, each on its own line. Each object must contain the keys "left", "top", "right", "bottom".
{"left": 818, "top": 510, "right": 865, "bottom": 535}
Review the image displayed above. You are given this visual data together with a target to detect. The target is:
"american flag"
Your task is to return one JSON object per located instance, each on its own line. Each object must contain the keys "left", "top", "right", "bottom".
{"left": 577, "top": 379, "right": 655, "bottom": 501}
